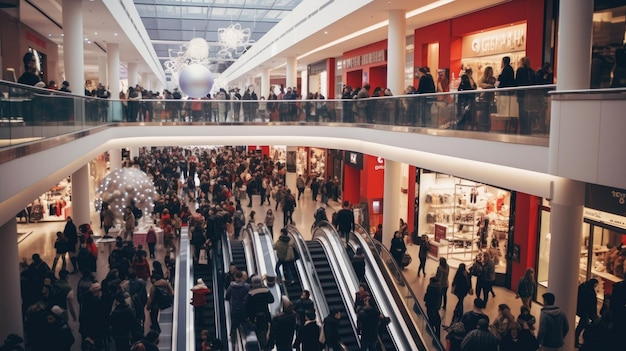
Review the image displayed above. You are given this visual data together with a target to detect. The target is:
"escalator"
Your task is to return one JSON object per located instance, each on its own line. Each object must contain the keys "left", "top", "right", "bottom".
{"left": 306, "top": 239, "right": 360, "bottom": 350}
{"left": 345, "top": 244, "right": 395, "bottom": 351}
{"left": 192, "top": 229, "right": 227, "bottom": 349}
{"left": 351, "top": 223, "right": 446, "bottom": 351}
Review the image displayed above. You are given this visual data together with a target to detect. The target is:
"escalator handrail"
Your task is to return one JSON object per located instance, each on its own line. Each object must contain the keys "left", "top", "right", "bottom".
{"left": 173, "top": 227, "right": 193, "bottom": 351}
{"left": 354, "top": 224, "right": 445, "bottom": 351}
{"left": 248, "top": 223, "right": 283, "bottom": 316}
{"left": 213, "top": 230, "right": 228, "bottom": 346}
{"left": 240, "top": 224, "right": 258, "bottom": 276}
{"left": 311, "top": 222, "right": 361, "bottom": 348}
{"left": 285, "top": 224, "right": 330, "bottom": 324}
{"left": 349, "top": 229, "right": 423, "bottom": 351}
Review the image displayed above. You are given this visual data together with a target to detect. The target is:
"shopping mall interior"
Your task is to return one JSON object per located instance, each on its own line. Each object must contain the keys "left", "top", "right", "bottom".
{"left": 1, "top": 0, "right": 626, "bottom": 351}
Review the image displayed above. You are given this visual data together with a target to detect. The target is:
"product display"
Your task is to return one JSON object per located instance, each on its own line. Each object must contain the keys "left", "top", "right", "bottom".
{"left": 419, "top": 171, "right": 511, "bottom": 269}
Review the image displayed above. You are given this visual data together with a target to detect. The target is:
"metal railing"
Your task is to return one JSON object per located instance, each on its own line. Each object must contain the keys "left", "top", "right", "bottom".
{"left": 1, "top": 79, "right": 558, "bottom": 149}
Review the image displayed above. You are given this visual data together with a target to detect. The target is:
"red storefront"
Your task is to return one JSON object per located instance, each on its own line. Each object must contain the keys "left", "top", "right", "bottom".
{"left": 413, "top": 0, "right": 546, "bottom": 90}
{"left": 342, "top": 40, "right": 388, "bottom": 91}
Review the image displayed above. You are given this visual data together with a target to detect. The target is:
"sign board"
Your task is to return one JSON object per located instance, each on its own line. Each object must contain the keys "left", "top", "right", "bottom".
{"left": 462, "top": 23, "right": 526, "bottom": 58}
{"left": 435, "top": 223, "right": 447, "bottom": 242}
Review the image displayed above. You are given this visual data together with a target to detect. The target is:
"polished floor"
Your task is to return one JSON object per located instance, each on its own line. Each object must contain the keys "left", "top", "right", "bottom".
{"left": 17, "top": 187, "right": 542, "bottom": 349}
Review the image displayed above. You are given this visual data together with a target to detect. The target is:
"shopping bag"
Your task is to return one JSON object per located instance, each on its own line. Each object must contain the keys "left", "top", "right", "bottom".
{"left": 198, "top": 248, "right": 209, "bottom": 265}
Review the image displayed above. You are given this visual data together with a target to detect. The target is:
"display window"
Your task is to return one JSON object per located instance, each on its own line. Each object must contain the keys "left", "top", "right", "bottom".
{"left": 417, "top": 170, "right": 511, "bottom": 271}
{"left": 537, "top": 198, "right": 626, "bottom": 300}
{"left": 17, "top": 177, "right": 72, "bottom": 223}
{"left": 309, "top": 147, "right": 326, "bottom": 176}
{"left": 270, "top": 145, "right": 286, "bottom": 165}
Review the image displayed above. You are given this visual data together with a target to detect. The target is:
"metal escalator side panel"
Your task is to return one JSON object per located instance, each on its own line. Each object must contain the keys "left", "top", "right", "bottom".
{"left": 249, "top": 223, "right": 282, "bottom": 316}
{"left": 352, "top": 224, "right": 445, "bottom": 351}
{"left": 173, "top": 227, "right": 193, "bottom": 351}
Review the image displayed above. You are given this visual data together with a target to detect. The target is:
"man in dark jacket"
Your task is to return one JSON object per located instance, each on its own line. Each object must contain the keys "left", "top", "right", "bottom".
{"left": 282, "top": 189, "right": 296, "bottom": 226}
{"left": 460, "top": 319, "right": 498, "bottom": 351}
{"left": 335, "top": 201, "right": 355, "bottom": 244}
{"left": 498, "top": 56, "right": 516, "bottom": 88}
{"left": 225, "top": 271, "right": 250, "bottom": 337}
{"left": 357, "top": 298, "right": 381, "bottom": 351}
{"left": 537, "top": 292, "right": 569, "bottom": 351}
{"left": 245, "top": 276, "right": 275, "bottom": 349}
{"left": 323, "top": 309, "right": 342, "bottom": 351}
{"left": 79, "top": 283, "right": 108, "bottom": 350}
{"left": 575, "top": 278, "right": 598, "bottom": 348}
{"left": 293, "top": 311, "right": 321, "bottom": 351}
{"left": 351, "top": 248, "right": 366, "bottom": 282}
{"left": 269, "top": 297, "right": 297, "bottom": 351}
{"left": 109, "top": 294, "right": 135, "bottom": 351}
{"left": 293, "top": 290, "right": 315, "bottom": 327}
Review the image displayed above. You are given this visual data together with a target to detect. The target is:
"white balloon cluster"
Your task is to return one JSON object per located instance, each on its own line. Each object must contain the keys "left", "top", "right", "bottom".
{"left": 95, "top": 168, "right": 158, "bottom": 224}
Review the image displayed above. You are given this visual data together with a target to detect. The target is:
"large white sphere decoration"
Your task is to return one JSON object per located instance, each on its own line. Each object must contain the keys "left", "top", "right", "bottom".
{"left": 94, "top": 168, "right": 157, "bottom": 225}
{"left": 179, "top": 64, "right": 214, "bottom": 98}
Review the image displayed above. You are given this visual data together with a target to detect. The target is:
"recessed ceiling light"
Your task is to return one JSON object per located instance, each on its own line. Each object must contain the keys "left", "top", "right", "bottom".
{"left": 48, "top": 34, "right": 52, "bottom": 36}
{"left": 114, "top": 33, "right": 118, "bottom": 36}
{"left": 94, "top": 32, "right": 98, "bottom": 35}
{"left": 324, "top": 31, "right": 328, "bottom": 34}
{"left": 61, "top": 34, "right": 64, "bottom": 37}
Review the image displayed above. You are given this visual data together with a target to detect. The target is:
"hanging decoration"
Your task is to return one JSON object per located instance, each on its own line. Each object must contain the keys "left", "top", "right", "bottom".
{"left": 94, "top": 168, "right": 158, "bottom": 224}
{"left": 217, "top": 23, "right": 254, "bottom": 58}
{"left": 163, "top": 37, "right": 214, "bottom": 95}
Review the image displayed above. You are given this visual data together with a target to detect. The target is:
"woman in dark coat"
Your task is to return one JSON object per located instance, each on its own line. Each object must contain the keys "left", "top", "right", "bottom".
{"left": 451, "top": 263, "right": 471, "bottom": 315}
{"left": 390, "top": 230, "right": 406, "bottom": 267}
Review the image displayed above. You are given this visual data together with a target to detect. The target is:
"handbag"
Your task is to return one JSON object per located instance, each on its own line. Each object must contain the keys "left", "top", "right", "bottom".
{"left": 198, "top": 248, "right": 209, "bottom": 265}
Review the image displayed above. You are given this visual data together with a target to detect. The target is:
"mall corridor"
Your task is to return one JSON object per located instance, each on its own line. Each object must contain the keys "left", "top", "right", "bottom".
{"left": 17, "top": 182, "right": 539, "bottom": 350}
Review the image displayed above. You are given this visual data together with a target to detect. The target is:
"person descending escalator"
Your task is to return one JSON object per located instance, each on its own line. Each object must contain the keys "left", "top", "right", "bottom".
{"left": 245, "top": 276, "right": 275, "bottom": 350}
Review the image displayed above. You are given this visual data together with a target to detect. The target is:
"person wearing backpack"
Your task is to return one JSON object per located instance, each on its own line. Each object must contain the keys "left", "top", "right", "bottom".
{"left": 146, "top": 273, "right": 174, "bottom": 333}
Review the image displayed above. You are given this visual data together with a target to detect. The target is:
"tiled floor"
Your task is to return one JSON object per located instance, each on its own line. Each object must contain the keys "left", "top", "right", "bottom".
{"left": 18, "top": 187, "right": 541, "bottom": 349}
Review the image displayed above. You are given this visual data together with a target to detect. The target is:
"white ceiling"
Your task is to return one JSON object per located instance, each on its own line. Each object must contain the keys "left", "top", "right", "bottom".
{"left": 13, "top": 0, "right": 507, "bottom": 87}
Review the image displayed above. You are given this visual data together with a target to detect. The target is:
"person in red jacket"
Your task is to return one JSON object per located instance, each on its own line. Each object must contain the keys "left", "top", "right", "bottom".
{"left": 132, "top": 251, "right": 151, "bottom": 280}
{"left": 191, "top": 278, "right": 212, "bottom": 324}
{"left": 146, "top": 226, "right": 157, "bottom": 259}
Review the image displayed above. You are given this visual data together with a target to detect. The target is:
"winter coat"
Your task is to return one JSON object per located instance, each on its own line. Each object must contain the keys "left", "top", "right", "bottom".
{"left": 537, "top": 305, "right": 569, "bottom": 348}
{"left": 274, "top": 235, "right": 295, "bottom": 262}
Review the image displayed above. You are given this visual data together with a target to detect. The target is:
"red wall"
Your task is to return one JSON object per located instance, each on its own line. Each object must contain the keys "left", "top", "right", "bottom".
{"left": 414, "top": 0, "right": 545, "bottom": 79}
{"left": 511, "top": 192, "right": 540, "bottom": 291}
{"left": 360, "top": 155, "right": 385, "bottom": 229}
{"left": 407, "top": 166, "right": 417, "bottom": 232}
{"left": 343, "top": 164, "right": 360, "bottom": 206}
{"left": 343, "top": 40, "right": 388, "bottom": 88}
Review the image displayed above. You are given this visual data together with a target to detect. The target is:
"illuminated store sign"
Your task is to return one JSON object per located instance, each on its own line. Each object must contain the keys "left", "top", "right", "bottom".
{"left": 462, "top": 23, "right": 526, "bottom": 58}
{"left": 343, "top": 50, "right": 387, "bottom": 69}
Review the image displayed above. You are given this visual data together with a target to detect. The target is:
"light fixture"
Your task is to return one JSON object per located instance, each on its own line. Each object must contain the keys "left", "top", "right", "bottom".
{"left": 217, "top": 23, "right": 254, "bottom": 58}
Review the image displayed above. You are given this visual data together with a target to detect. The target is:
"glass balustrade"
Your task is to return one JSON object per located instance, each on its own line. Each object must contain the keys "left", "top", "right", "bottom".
{"left": 1, "top": 80, "right": 554, "bottom": 149}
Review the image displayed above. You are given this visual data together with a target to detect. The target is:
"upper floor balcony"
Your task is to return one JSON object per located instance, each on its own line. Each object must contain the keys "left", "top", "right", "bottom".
{"left": 1, "top": 80, "right": 625, "bottom": 191}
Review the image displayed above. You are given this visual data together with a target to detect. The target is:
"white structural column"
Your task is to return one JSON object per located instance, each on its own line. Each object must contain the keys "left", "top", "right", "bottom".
{"left": 127, "top": 63, "right": 138, "bottom": 88}
{"left": 71, "top": 165, "right": 91, "bottom": 230}
{"left": 387, "top": 10, "right": 406, "bottom": 99}
{"left": 286, "top": 57, "right": 297, "bottom": 89}
{"left": 545, "top": 3, "right": 594, "bottom": 350}
{"left": 300, "top": 70, "right": 308, "bottom": 95}
{"left": 107, "top": 43, "right": 120, "bottom": 98}
{"left": 62, "top": 0, "right": 84, "bottom": 96}
{"left": 555, "top": 0, "right": 593, "bottom": 90}
{"left": 546, "top": 178, "right": 584, "bottom": 350}
{"left": 382, "top": 159, "right": 402, "bottom": 249}
{"left": 0, "top": 218, "right": 24, "bottom": 341}
{"left": 130, "top": 147, "right": 139, "bottom": 160}
{"left": 109, "top": 149, "right": 122, "bottom": 171}
{"left": 141, "top": 73, "right": 150, "bottom": 91}
{"left": 98, "top": 56, "right": 107, "bottom": 86}
{"left": 261, "top": 69, "right": 270, "bottom": 98}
